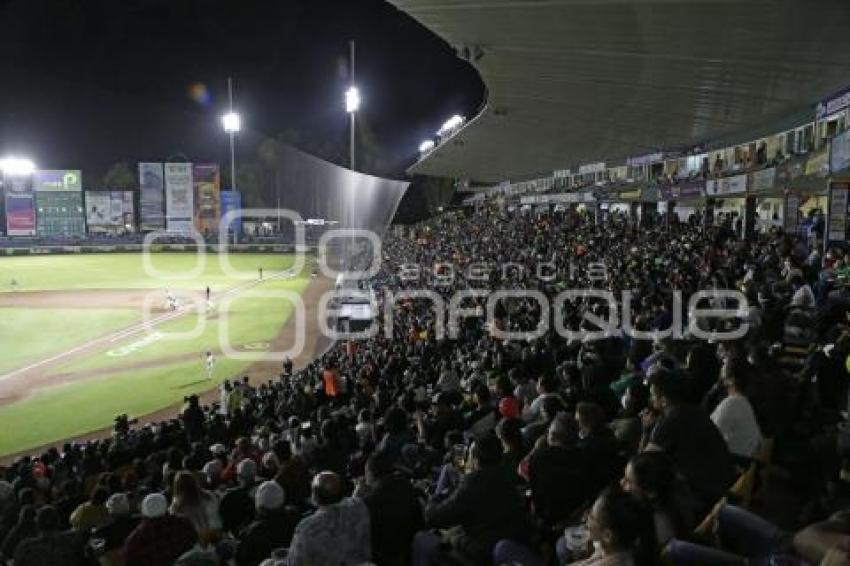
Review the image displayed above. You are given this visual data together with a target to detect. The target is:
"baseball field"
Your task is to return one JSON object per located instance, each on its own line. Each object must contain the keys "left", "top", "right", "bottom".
{"left": 0, "top": 252, "right": 322, "bottom": 457}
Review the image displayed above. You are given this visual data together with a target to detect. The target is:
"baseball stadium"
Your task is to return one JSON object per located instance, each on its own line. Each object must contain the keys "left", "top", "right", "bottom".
{"left": 4, "top": 1, "right": 850, "bottom": 566}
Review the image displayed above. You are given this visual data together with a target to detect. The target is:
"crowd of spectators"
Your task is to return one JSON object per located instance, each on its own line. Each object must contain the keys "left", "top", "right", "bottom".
{"left": 3, "top": 204, "right": 850, "bottom": 565}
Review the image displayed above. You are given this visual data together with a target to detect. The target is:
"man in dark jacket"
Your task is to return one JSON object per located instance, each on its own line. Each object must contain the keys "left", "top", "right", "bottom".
{"left": 13, "top": 505, "right": 86, "bottom": 566}
{"left": 123, "top": 493, "right": 197, "bottom": 566}
{"left": 220, "top": 459, "right": 258, "bottom": 535}
{"left": 182, "top": 395, "right": 206, "bottom": 444}
{"left": 360, "top": 451, "right": 423, "bottom": 566}
{"left": 236, "top": 481, "right": 299, "bottom": 566}
{"left": 528, "top": 413, "right": 594, "bottom": 529}
{"left": 414, "top": 434, "right": 528, "bottom": 566}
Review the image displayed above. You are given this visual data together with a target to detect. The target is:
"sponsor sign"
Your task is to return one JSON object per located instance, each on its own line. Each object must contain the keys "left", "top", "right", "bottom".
{"left": 705, "top": 174, "right": 747, "bottom": 196}
{"left": 626, "top": 152, "right": 664, "bottom": 167}
{"left": 784, "top": 193, "right": 800, "bottom": 234}
{"left": 220, "top": 190, "right": 242, "bottom": 235}
{"left": 831, "top": 130, "right": 850, "bottom": 173}
{"left": 139, "top": 163, "right": 165, "bottom": 230}
{"left": 164, "top": 163, "right": 194, "bottom": 233}
{"left": 805, "top": 147, "right": 830, "bottom": 177}
{"left": 578, "top": 162, "right": 606, "bottom": 175}
{"left": 86, "top": 192, "right": 112, "bottom": 229}
{"left": 33, "top": 170, "right": 82, "bottom": 192}
{"left": 827, "top": 180, "right": 850, "bottom": 244}
{"left": 816, "top": 87, "right": 850, "bottom": 120}
{"left": 750, "top": 167, "right": 777, "bottom": 192}
{"left": 4, "top": 176, "right": 35, "bottom": 236}
{"left": 193, "top": 163, "right": 220, "bottom": 235}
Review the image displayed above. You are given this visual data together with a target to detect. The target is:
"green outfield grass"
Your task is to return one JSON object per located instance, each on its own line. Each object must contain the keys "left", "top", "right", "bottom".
{"left": 0, "top": 357, "right": 251, "bottom": 456}
{"left": 0, "top": 252, "right": 298, "bottom": 292}
{"left": 58, "top": 276, "right": 310, "bottom": 373}
{"left": 0, "top": 308, "right": 140, "bottom": 375}
{"left": 0, "top": 252, "right": 312, "bottom": 456}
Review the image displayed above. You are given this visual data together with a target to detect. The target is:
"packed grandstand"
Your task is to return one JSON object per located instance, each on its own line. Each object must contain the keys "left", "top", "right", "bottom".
{"left": 7, "top": 4, "right": 850, "bottom": 566}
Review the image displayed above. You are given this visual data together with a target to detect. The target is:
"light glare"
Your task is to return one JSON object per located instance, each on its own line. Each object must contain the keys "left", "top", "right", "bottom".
{"left": 419, "top": 140, "right": 435, "bottom": 152}
{"left": 221, "top": 112, "right": 241, "bottom": 133}
{"left": 0, "top": 157, "right": 36, "bottom": 176}
{"left": 437, "top": 115, "right": 464, "bottom": 136}
{"left": 345, "top": 86, "right": 360, "bottom": 113}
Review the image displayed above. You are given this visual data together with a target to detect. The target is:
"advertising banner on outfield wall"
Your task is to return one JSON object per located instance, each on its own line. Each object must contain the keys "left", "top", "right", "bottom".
{"left": 192, "top": 163, "right": 220, "bottom": 235}
{"left": 5, "top": 176, "right": 36, "bottom": 236}
{"left": 123, "top": 191, "right": 135, "bottom": 230}
{"left": 33, "top": 170, "right": 82, "bottom": 192}
{"left": 164, "top": 163, "right": 194, "bottom": 233}
{"left": 220, "top": 189, "right": 242, "bottom": 236}
{"left": 109, "top": 191, "right": 124, "bottom": 226}
{"left": 85, "top": 192, "right": 112, "bottom": 231}
{"left": 139, "top": 162, "right": 165, "bottom": 230}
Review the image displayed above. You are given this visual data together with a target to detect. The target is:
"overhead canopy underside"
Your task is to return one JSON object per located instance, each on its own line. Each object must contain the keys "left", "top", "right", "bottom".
{"left": 389, "top": 0, "right": 850, "bottom": 184}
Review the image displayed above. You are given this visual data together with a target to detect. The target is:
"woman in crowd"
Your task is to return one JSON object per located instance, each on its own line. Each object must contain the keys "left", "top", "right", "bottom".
{"left": 169, "top": 471, "right": 222, "bottom": 546}
{"left": 619, "top": 451, "right": 695, "bottom": 548}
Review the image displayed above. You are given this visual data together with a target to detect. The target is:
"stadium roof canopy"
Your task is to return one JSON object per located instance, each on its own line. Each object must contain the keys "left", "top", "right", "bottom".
{"left": 389, "top": 0, "right": 850, "bottom": 184}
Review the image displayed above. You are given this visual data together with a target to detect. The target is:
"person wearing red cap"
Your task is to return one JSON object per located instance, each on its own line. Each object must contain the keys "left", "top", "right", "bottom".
{"left": 498, "top": 396, "right": 520, "bottom": 420}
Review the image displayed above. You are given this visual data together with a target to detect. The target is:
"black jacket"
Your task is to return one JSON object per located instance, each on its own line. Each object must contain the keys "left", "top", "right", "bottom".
{"left": 236, "top": 507, "right": 300, "bottom": 566}
{"left": 424, "top": 465, "right": 528, "bottom": 565}
{"left": 363, "top": 473, "right": 424, "bottom": 566}
{"left": 528, "top": 444, "right": 593, "bottom": 527}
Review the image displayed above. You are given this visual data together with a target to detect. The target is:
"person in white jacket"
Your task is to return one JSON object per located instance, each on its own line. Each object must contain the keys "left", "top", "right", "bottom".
{"left": 711, "top": 357, "right": 762, "bottom": 461}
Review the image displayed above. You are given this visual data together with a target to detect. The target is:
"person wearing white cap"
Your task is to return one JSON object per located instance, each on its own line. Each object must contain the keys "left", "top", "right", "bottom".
{"left": 90, "top": 492, "right": 140, "bottom": 559}
{"left": 235, "top": 481, "right": 300, "bottom": 566}
{"left": 123, "top": 493, "right": 197, "bottom": 566}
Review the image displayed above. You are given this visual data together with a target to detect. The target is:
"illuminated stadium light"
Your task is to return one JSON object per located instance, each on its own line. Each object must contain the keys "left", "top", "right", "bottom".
{"left": 437, "top": 114, "right": 464, "bottom": 136}
{"left": 419, "top": 140, "right": 435, "bottom": 153}
{"left": 345, "top": 86, "right": 361, "bottom": 113}
{"left": 221, "top": 111, "right": 241, "bottom": 133}
{"left": 0, "top": 157, "right": 36, "bottom": 176}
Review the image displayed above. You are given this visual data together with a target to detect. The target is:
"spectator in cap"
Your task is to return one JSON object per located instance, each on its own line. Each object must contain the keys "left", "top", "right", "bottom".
{"left": 14, "top": 505, "right": 86, "bottom": 566}
{"left": 90, "top": 493, "right": 140, "bottom": 561}
{"left": 202, "top": 459, "right": 223, "bottom": 489}
{"left": 235, "top": 481, "right": 299, "bottom": 566}
{"left": 220, "top": 458, "right": 258, "bottom": 536}
{"left": 123, "top": 493, "right": 197, "bottom": 566}
{"left": 287, "top": 471, "right": 371, "bottom": 566}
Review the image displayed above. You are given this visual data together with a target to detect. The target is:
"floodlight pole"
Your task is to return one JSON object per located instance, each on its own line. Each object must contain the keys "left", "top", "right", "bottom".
{"left": 349, "top": 40, "right": 356, "bottom": 171}
{"left": 227, "top": 77, "right": 237, "bottom": 195}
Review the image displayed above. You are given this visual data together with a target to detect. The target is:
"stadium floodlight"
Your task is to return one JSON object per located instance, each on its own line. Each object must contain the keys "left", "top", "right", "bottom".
{"left": 221, "top": 111, "right": 241, "bottom": 133}
{"left": 419, "top": 140, "right": 435, "bottom": 153}
{"left": 345, "top": 86, "right": 361, "bottom": 114}
{"left": 437, "top": 115, "right": 464, "bottom": 136}
{"left": 0, "top": 157, "right": 35, "bottom": 176}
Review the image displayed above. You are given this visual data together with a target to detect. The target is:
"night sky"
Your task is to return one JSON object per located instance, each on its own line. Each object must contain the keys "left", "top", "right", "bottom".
{"left": 0, "top": 0, "right": 484, "bottom": 182}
